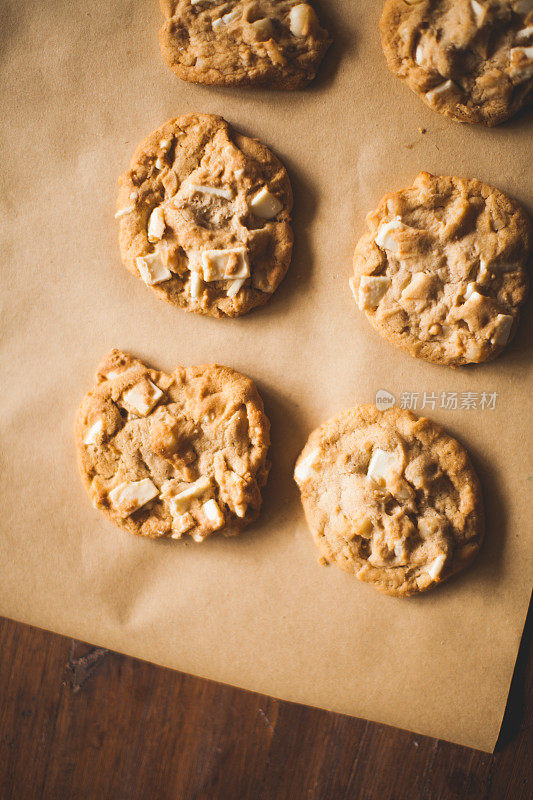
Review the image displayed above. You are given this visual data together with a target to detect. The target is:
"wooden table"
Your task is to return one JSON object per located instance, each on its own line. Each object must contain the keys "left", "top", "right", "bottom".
{"left": 0, "top": 604, "right": 531, "bottom": 800}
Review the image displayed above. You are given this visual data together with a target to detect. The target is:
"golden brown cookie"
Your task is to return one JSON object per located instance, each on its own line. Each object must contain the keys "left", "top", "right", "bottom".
{"left": 351, "top": 172, "right": 531, "bottom": 366}
{"left": 294, "top": 404, "right": 484, "bottom": 598}
{"left": 116, "top": 114, "right": 293, "bottom": 318}
{"left": 76, "top": 349, "right": 270, "bottom": 541}
{"left": 159, "top": 0, "right": 332, "bottom": 89}
{"left": 380, "top": 0, "right": 533, "bottom": 126}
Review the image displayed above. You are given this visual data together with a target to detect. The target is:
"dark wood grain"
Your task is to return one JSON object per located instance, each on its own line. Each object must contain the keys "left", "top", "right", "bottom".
{"left": 0, "top": 601, "right": 531, "bottom": 800}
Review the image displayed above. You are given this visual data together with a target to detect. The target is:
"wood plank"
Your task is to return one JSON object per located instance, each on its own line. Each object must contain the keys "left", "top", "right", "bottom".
{"left": 0, "top": 612, "right": 530, "bottom": 800}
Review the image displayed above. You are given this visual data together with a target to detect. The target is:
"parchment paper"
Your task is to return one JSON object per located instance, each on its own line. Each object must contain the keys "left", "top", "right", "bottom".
{"left": 1, "top": 0, "right": 532, "bottom": 753}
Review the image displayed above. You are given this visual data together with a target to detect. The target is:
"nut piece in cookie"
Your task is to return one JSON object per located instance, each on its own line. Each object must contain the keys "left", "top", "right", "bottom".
{"left": 351, "top": 172, "right": 531, "bottom": 366}
{"left": 76, "top": 349, "right": 270, "bottom": 542}
{"left": 159, "top": 1, "right": 331, "bottom": 89}
{"left": 294, "top": 404, "right": 484, "bottom": 598}
{"left": 116, "top": 114, "right": 293, "bottom": 318}
{"left": 380, "top": 0, "right": 533, "bottom": 126}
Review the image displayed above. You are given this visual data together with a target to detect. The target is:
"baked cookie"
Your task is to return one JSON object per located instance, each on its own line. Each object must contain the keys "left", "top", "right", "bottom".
{"left": 294, "top": 405, "right": 484, "bottom": 597}
{"left": 351, "top": 172, "right": 531, "bottom": 366}
{"left": 76, "top": 349, "right": 270, "bottom": 541}
{"left": 116, "top": 114, "right": 293, "bottom": 318}
{"left": 380, "top": 0, "right": 533, "bottom": 126}
{"left": 159, "top": 1, "right": 331, "bottom": 88}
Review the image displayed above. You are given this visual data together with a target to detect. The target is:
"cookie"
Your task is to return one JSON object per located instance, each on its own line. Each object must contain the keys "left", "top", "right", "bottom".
{"left": 351, "top": 172, "right": 531, "bottom": 366}
{"left": 294, "top": 404, "right": 484, "bottom": 598}
{"left": 116, "top": 114, "right": 293, "bottom": 318}
{"left": 380, "top": 0, "right": 533, "bottom": 126}
{"left": 159, "top": 1, "right": 331, "bottom": 89}
{"left": 76, "top": 349, "right": 270, "bottom": 541}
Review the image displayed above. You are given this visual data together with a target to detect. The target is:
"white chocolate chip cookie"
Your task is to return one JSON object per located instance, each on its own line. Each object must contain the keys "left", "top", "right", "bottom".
{"left": 351, "top": 172, "right": 531, "bottom": 366}
{"left": 76, "top": 349, "right": 270, "bottom": 541}
{"left": 295, "top": 404, "right": 484, "bottom": 598}
{"left": 381, "top": 0, "right": 533, "bottom": 126}
{"left": 116, "top": 114, "right": 293, "bottom": 318}
{"left": 159, "top": 0, "right": 331, "bottom": 88}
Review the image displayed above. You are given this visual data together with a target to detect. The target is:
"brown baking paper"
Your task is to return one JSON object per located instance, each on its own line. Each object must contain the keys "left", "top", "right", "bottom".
{"left": 1, "top": 0, "right": 532, "bottom": 753}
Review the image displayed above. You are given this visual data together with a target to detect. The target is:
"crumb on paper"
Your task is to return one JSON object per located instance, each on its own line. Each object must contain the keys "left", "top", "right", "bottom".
{"left": 418, "top": 127, "right": 427, "bottom": 134}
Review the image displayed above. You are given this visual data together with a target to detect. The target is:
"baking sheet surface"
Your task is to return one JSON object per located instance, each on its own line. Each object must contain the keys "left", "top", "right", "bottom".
{"left": 1, "top": 0, "right": 532, "bottom": 752}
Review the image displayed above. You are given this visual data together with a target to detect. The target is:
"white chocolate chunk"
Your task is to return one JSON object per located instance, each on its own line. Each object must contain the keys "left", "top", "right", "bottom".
{"left": 155, "top": 239, "right": 178, "bottom": 272}
{"left": 509, "top": 46, "right": 533, "bottom": 80}
{"left": 426, "top": 554, "right": 447, "bottom": 581}
{"left": 470, "top": 0, "right": 486, "bottom": 25}
{"left": 214, "top": 466, "right": 249, "bottom": 517}
{"left": 195, "top": 57, "right": 209, "bottom": 70}
{"left": 358, "top": 275, "right": 391, "bottom": 309}
{"left": 234, "top": 167, "right": 245, "bottom": 180}
{"left": 159, "top": 139, "right": 170, "bottom": 150}
{"left": 221, "top": 7, "right": 240, "bottom": 24}
{"left": 425, "top": 80, "right": 457, "bottom": 103}
{"left": 162, "top": 169, "right": 178, "bottom": 197}
{"left": 463, "top": 282, "right": 478, "bottom": 300}
{"left": 490, "top": 314, "right": 514, "bottom": 346}
{"left": 122, "top": 378, "right": 163, "bottom": 416}
{"left": 353, "top": 516, "right": 374, "bottom": 539}
{"left": 115, "top": 205, "right": 134, "bottom": 218}
{"left": 368, "top": 552, "right": 390, "bottom": 568}
{"left": 210, "top": 6, "right": 240, "bottom": 29}
{"left": 232, "top": 495, "right": 248, "bottom": 518}
{"left": 170, "top": 512, "right": 195, "bottom": 538}
{"left": 375, "top": 217, "right": 404, "bottom": 252}
{"left": 191, "top": 531, "right": 208, "bottom": 543}
{"left": 252, "top": 18, "right": 274, "bottom": 39}
{"left": 294, "top": 448, "right": 320, "bottom": 483}
{"left": 461, "top": 289, "right": 486, "bottom": 309}
{"left": 456, "top": 542, "right": 478, "bottom": 561}
{"left": 104, "top": 366, "right": 138, "bottom": 380}
{"left": 516, "top": 26, "right": 533, "bottom": 42}
{"left": 478, "top": 258, "right": 489, "bottom": 279}
{"left": 415, "top": 572, "right": 432, "bottom": 589}
{"left": 84, "top": 418, "right": 104, "bottom": 445}
{"left": 202, "top": 499, "right": 225, "bottom": 530}
{"left": 109, "top": 479, "right": 159, "bottom": 516}
{"left": 129, "top": 191, "right": 139, "bottom": 201}
{"left": 204, "top": 248, "right": 249, "bottom": 280}
{"left": 415, "top": 43, "right": 425, "bottom": 66}
{"left": 393, "top": 479, "right": 415, "bottom": 504}
{"left": 227, "top": 278, "right": 246, "bottom": 298}
{"left": 155, "top": 158, "right": 164, "bottom": 170}
{"left": 512, "top": 43, "right": 533, "bottom": 58}
{"left": 136, "top": 253, "right": 172, "bottom": 285}
{"left": 189, "top": 271, "right": 204, "bottom": 299}
{"left": 249, "top": 186, "right": 283, "bottom": 219}
{"left": 394, "top": 539, "right": 409, "bottom": 563}
{"left": 189, "top": 247, "right": 250, "bottom": 282}
{"left": 418, "top": 517, "right": 442, "bottom": 539}
{"left": 400, "top": 272, "right": 434, "bottom": 301}
{"left": 187, "top": 183, "right": 233, "bottom": 201}
{"left": 367, "top": 449, "right": 398, "bottom": 486}
{"left": 147, "top": 206, "right": 166, "bottom": 242}
{"left": 289, "top": 4, "right": 314, "bottom": 37}
{"left": 163, "top": 476, "right": 212, "bottom": 514}
{"left": 252, "top": 270, "right": 274, "bottom": 292}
